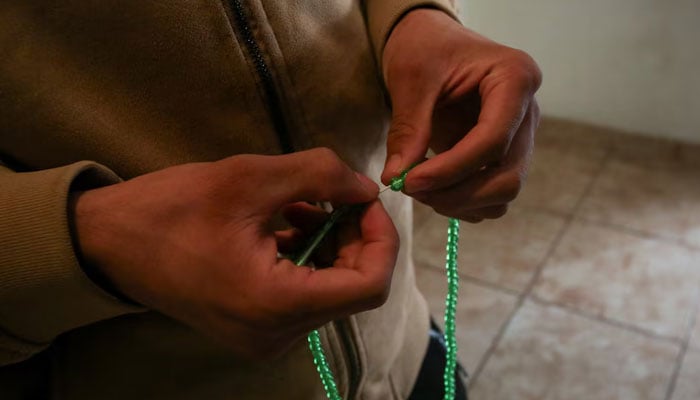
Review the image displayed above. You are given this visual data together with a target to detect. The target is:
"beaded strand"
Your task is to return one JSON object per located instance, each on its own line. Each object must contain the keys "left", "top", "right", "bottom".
{"left": 443, "top": 218, "right": 460, "bottom": 400}
{"left": 307, "top": 329, "right": 342, "bottom": 400}
{"left": 299, "top": 167, "right": 460, "bottom": 400}
{"left": 389, "top": 171, "right": 460, "bottom": 400}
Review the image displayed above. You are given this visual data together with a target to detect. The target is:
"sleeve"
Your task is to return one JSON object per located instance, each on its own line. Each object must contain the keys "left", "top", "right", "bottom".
{"left": 0, "top": 161, "right": 143, "bottom": 366}
{"left": 362, "top": 0, "right": 460, "bottom": 69}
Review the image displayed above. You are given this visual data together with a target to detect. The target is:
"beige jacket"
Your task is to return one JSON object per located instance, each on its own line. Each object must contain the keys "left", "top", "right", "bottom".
{"left": 0, "top": 1, "right": 457, "bottom": 398}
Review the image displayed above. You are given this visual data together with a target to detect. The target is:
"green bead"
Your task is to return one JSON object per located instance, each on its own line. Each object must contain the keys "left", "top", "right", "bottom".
{"left": 307, "top": 330, "right": 342, "bottom": 400}
{"left": 390, "top": 176, "right": 405, "bottom": 191}
{"left": 389, "top": 162, "right": 421, "bottom": 192}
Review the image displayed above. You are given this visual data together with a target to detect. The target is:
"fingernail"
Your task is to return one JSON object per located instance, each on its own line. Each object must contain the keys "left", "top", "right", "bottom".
{"left": 354, "top": 172, "right": 379, "bottom": 195}
{"left": 385, "top": 154, "right": 402, "bottom": 177}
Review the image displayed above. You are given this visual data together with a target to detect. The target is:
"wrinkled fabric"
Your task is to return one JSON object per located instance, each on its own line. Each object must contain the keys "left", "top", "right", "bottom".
{"left": 0, "top": 1, "right": 457, "bottom": 398}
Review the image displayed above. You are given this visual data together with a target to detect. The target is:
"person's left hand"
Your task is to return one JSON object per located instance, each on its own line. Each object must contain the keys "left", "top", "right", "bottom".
{"left": 381, "top": 8, "right": 542, "bottom": 223}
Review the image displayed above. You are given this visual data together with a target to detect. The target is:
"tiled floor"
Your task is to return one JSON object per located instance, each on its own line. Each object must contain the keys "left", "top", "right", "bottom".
{"left": 413, "top": 117, "right": 700, "bottom": 400}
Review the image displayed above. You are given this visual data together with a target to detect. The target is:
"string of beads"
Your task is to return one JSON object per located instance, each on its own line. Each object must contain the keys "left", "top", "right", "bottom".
{"left": 307, "top": 330, "right": 341, "bottom": 400}
{"left": 443, "top": 217, "right": 460, "bottom": 399}
{"left": 301, "top": 167, "right": 460, "bottom": 400}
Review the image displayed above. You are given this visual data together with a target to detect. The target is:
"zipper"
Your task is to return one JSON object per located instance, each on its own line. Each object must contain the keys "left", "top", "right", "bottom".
{"left": 334, "top": 319, "right": 362, "bottom": 399}
{"left": 222, "top": 0, "right": 362, "bottom": 396}
{"left": 226, "top": 0, "right": 294, "bottom": 154}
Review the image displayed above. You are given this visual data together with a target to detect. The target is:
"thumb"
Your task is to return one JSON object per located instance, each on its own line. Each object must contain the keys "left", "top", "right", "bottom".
{"left": 263, "top": 148, "right": 379, "bottom": 210}
{"left": 381, "top": 96, "right": 434, "bottom": 186}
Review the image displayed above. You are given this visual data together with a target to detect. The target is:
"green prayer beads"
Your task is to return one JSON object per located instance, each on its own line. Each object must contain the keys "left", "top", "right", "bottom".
{"left": 386, "top": 164, "right": 461, "bottom": 400}
{"left": 443, "top": 218, "right": 460, "bottom": 400}
{"left": 307, "top": 330, "right": 341, "bottom": 400}
{"left": 294, "top": 217, "right": 345, "bottom": 400}
{"left": 300, "top": 165, "right": 460, "bottom": 400}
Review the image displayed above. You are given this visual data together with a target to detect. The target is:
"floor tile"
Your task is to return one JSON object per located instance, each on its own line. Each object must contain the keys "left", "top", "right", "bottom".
{"left": 413, "top": 207, "right": 566, "bottom": 292}
{"left": 518, "top": 146, "right": 603, "bottom": 215}
{"left": 688, "top": 309, "right": 700, "bottom": 351}
{"left": 578, "top": 158, "right": 700, "bottom": 248}
{"left": 414, "top": 265, "right": 518, "bottom": 372}
{"left": 471, "top": 300, "right": 678, "bottom": 400}
{"left": 534, "top": 220, "right": 700, "bottom": 339}
{"left": 535, "top": 117, "right": 613, "bottom": 154}
{"left": 518, "top": 118, "right": 610, "bottom": 214}
{"left": 672, "top": 349, "right": 700, "bottom": 400}
{"left": 609, "top": 131, "right": 700, "bottom": 169}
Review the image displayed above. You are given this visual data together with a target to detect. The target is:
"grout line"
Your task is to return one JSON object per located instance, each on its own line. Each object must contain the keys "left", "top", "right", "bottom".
{"left": 467, "top": 147, "right": 614, "bottom": 389}
{"left": 466, "top": 223, "right": 569, "bottom": 387}
{"left": 529, "top": 295, "right": 683, "bottom": 345}
{"left": 664, "top": 289, "right": 700, "bottom": 400}
{"left": 573, "top": 216, "right": 700, "bottom": 252}
{"left": 428, "top": 243, "right": 686, "bottom": 345}
{"left": 567, "top": 150, "right": 613, "bottom": 221}
{"left": 418, "top": 260, "right": 522, "bottom": 298}
{"left": 513, "top": 204, "right": 571, "bottom": 219}
{"left": 418, "top": 218, "right": 689, "bottom": 345}
{"left": 431, "top": 231, "right": 690, "bottom": 346}
{"left": 492, "top": 204, "right": 698, "bottom": 252}
{"left": 457, "top": 274, "right": 522, "bottom": 298}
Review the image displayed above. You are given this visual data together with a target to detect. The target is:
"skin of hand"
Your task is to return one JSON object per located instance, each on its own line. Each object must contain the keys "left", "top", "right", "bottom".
{"left": 381, "top": 8, "right": 542, "bottom": 223}
{"left": 71, "top": 148, "right": 399, "bottom": 359}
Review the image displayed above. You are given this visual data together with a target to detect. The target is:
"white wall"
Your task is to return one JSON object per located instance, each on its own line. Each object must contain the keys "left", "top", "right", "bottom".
{"left": 459, "top": 0, "right": 700, "bottom": 143}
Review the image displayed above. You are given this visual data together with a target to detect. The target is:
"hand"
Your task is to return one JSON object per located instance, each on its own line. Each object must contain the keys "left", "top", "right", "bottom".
{"left": 71, "top": 148, "right": 399, "bottom": 359}
{"left": 381, "top": 9, "right": 542, "bottom": 223}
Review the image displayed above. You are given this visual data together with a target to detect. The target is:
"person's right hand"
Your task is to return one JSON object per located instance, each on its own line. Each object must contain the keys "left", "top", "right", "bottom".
{"left": 71, "top": 148, "right": 399, "bottom": 359}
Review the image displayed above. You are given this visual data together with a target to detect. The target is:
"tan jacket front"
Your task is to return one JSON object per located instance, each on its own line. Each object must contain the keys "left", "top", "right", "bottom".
{"left": 0, "top": 1, "right": 457, "bottom": 399}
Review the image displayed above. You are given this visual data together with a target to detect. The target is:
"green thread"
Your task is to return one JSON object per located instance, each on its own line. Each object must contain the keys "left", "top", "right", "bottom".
{"left": 294, "top": 207, "right": 349, "bottom": 400}
{"left": 299, "top": 163, "right": 460, "bottom": 400}
{"left": 294, "top": 205, "right": 352, "bottom": 266}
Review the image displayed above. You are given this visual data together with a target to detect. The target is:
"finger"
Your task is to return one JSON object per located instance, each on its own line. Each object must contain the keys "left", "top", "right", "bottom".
{"left": 284, "top": 202, "right": 366, "bottom": 267}
{"left": 332, "top": 207, "right": 365, "bottom": 270}
{"left": 275, "top": 226, "right": 339, "bottom": 268}
{"left": 309, "top": 200, "right": 398, "bottom": 314}
{"left": 381, "top": 82, "right": 439, "bottom": 185}
{"left": 462, "top": 204, "right": 509, "bottom": 220}
{"left": 281, "top": 202, "right": 329, "bottom": 234}
{"left": 434, "top": 204, "right": 507, "bottom": 222}
{"left": 276, "top": 202, "right": 329, "bottom": 255}
{"left": 219, "top": 148, "right": 379, "bottom": 213}
{"left": 404, "top": 77, "right": 532, "bottom": 194}
{"left": 412, "top": 103, "right": 537, "bottom": 213}
{"left": 504, "top": 100, "right": 538, "bottom": 168}
{"left": 413, "top": 168, "right": 519, "bottom": 214}
{"left": 273, "top": 200, "right": 399, "bottom": 321}
{"left": 275, "top": 228, "right": 305, "bottom": 254}
{"left": 274, "top": 149, "right": 379, "bottom": 206}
